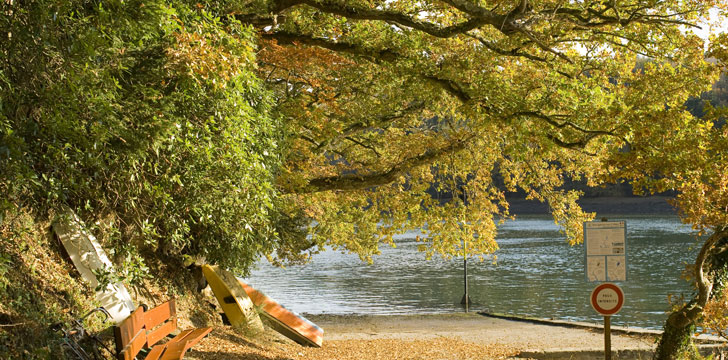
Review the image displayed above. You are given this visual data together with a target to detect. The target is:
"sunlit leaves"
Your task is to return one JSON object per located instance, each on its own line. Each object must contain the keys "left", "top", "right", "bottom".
{"left": 167, "top": 15, "right": 257, "bottom": 88}
{"left": 701, "top": 289, "right": 728, "bottom": 340}
{"left": 251, "top": 0, "right": 724, "bottom": 265}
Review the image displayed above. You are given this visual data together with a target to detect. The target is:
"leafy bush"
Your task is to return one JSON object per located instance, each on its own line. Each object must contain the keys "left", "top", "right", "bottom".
{"left": 0, "top": 0, "right": 287, "bottom": 274}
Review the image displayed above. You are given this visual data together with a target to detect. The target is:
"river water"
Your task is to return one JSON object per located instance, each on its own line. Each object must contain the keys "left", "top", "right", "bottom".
{"left": 244, "top": 215, "right": 702, "bottom": 329}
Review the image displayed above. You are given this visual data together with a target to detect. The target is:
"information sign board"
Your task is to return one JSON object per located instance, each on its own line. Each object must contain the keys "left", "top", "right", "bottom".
{"left": 584, "top": 221, "right": 627, "bottom": 282}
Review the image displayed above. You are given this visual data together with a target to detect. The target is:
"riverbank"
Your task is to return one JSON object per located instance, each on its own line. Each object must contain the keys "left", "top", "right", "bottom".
{"left": 187, "top": 312, "right": 718, "bottom": 360}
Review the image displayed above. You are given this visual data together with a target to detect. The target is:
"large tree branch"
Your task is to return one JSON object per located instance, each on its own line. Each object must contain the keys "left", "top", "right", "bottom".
{"left": 260, "top": 31, "right": 399, "bottom": 62}
{"left": 266, "top": 0, "right": 700, "bottom": 37}
{"left": 466, "top": 33, "right": 548, "bottom": 62}
{"left": 263, "top": 31, "right": 474, "bottom": 102}
{"left": 296, "top": 0, "right": 509, "bottom": 38}
{"left": 290, "top": 136, "right": 473, "bottom": 193}
{"left": 513, "top": 110, "right": 619, "bottom": 151}
{"left": 250, "top": 0, "right": 502, "bottom": 38}
{"left": 279, "top": 0, "right": 700, "bottom": 39}
{"left": 245, "top": 0, "right": 701, "bottom": 63}
{"left": 546, "top": 4, "right": 700, "bottom": 29}
{"left": 266, "top": 30, "right": 560, "bottom": 65}
{"left": 314, "top": 101, "right": 426, "bottom": 152}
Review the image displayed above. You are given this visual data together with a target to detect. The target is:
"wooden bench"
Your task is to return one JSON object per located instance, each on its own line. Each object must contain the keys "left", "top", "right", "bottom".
{"left": 113, "top": 299, "right": 212, "bottom": 360}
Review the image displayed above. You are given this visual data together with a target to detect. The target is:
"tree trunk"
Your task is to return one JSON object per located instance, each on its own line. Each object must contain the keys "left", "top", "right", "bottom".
{"left": 653, "top": 307, "right": 700, "bottom": 359}
{"left": 653, "top": 227, "right": 728, "bottom": 360}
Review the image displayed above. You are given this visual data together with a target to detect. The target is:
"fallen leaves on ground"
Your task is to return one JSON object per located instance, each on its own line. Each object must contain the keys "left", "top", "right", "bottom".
{"left": 188, "top": 327, "right": 518, "bottom": 360}
{"left": 284, "top": 338, "right": 518, "bottom": 360}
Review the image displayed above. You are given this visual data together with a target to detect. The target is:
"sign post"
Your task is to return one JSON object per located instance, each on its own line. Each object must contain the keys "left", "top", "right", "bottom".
{"left": 591, "top": 283, "right": 624, "bottom": 360}
{"left": 585, "top": 220, "right": 627, "bottom": 360}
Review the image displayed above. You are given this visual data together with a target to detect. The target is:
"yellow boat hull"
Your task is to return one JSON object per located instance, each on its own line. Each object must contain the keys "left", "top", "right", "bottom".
{"left": 202, "top": 265, "right": 263, "bottom": 332}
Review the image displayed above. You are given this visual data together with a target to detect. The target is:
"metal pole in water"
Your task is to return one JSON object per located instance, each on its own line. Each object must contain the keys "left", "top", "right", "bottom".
{"left": 461, "top": 257, "right": 471, "bottom": 311}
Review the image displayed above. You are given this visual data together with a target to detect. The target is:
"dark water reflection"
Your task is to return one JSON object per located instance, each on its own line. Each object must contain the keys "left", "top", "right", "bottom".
{"left": 244, "top": 215, "right": 701, "bottom": 329}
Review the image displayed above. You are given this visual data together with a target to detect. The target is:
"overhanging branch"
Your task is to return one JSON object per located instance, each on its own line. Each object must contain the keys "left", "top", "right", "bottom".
{"left": 261, "top": 31, "right": 399, "bottom": 62}
{"left": 290, "top": 136, "right": 473, "bottom": 193}
{"left": 314, "top": 101, "right": 426, "bottom": 152}
{"left": 513, "top": 111, "right": 615, "bottom": 137}
{"left": 263, "top": 32, "right": 473, "bottom": 103}
{"left": 291, "top": 0, "right": 500, "bottom": 38}
{"left": 513, "top": 110, "right": 619, "bottom": 151}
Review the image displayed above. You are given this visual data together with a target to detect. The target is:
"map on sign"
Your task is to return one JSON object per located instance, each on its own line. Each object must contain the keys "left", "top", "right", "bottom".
{"left": 584, "top": 221, "right": 627, "bottom": 282}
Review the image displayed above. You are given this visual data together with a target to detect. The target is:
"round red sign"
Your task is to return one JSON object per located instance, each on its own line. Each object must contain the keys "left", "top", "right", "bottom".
{"left": 591, "top": 283, "right": 624, "bottom": 316}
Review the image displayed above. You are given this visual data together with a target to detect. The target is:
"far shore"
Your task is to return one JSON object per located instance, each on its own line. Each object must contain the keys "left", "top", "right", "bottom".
{"left": 507, "top": 196, "right": 676, "bottom": 216}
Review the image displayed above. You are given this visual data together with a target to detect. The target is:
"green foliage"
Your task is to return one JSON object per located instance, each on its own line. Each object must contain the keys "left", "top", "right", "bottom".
{"left": 1, "top": 0, "right": 286, "bottom": 274}
{"left": 91, "top": 246, "right": 149, "bottom": 291}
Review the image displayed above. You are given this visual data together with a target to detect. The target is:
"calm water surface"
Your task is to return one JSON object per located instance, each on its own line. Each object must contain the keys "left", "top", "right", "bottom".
{"left": 244, "top": 215, "right": 702, "bottom": 329}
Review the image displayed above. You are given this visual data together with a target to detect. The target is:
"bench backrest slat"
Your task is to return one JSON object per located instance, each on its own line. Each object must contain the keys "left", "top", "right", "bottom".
{"left": 145, "top": 300, "right": 175, "bottom": 329}
{"left": 145, "top": 318, "right": 177, "bottom": 347}
{"left": 114, "top": 307, "right": 147, "bottom": 360}
{"left": 144, "top": 300, "right": 178, "bottom": 347}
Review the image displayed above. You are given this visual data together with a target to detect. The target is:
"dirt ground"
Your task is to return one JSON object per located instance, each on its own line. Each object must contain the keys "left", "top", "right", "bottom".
{"left": 187, "top": 313, "right": 658, "bottom": 360}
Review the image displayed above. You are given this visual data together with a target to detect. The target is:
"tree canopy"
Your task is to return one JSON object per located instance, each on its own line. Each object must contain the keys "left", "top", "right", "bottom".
{"left": 250, "top": 0, "right": 723, "bottom": 262}
{"left": 2, "top": 0, "right": 725, "bottom": 267}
